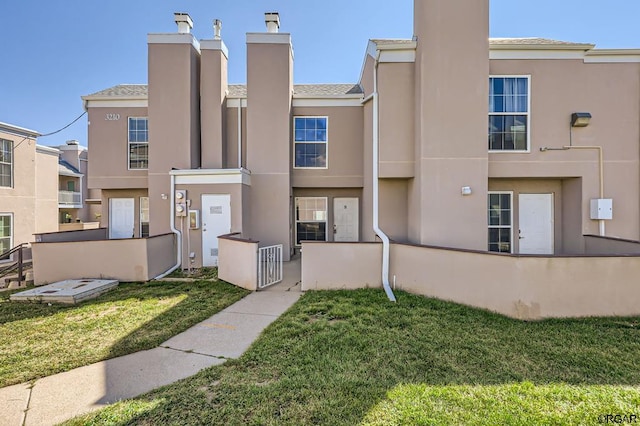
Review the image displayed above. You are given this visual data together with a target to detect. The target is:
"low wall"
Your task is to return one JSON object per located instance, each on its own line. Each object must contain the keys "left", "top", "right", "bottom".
{"left": 302, "top": 241, "right": 640, "bottom": 320}
{"left": 584, "top": 234, "right": 640, "bottom": 255}
{"left": 218, "top": 233, "right": 258, "bottom": 291}
{"left": 58, "top": 222, "right": 101, "bottom": 232}
{"left": 35, "top": 228, "right": 107, "bottom": 243}
{"left": 32, "top": 234, "right": 176, "bottom": 285}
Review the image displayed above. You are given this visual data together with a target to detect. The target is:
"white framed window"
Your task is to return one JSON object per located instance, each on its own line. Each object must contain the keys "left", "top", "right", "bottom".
{"left": 140, "top": 197, "right": 149, "bottom": 238}
{"left": 488, "top": 192, "right": 513, "bottom": 253}
{"left": 295, "top": 197, "right": 327, "bottom": 245}
{"left": 294, "top": 117, "right": 328, "bottom": 169}
{"left": 128, "top": 117, "right": 148, "bottom": 170}
{"left": 489, "top": 76, "right": 530, "bottom": 152}
{"left": 0, "top": 213, "right": 12, "bottom": 255}
{"left": 0, "top": 139, "right": 13, "bottom": 188}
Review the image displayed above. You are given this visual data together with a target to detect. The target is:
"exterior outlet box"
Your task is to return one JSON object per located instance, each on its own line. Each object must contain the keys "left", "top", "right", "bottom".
{"left": 590, "top": 198, "right": 613, "bottom": 220}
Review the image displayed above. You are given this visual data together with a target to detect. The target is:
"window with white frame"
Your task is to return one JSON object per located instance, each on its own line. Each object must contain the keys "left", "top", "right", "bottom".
{"left": 140, "top": 197, "right": 149, "bottom": 238}
{"left": 128, "top": 117, "right": 148, "bottom": 169}
{"left": 0, "top": 214, "right": 12, "bottom": 255}
{"left": 294, "top": 117, "right": 327, "bottom": 168}
{"left": 488, "top": 192, "right": 512, "bottom": 253}
{"left": 295, "top": 197, "right": 327, "bottom": 245}
{"left": 489, "top": 76, "right": 529, "bottom": 151}
{"left": 0, "top": 139, "right": 13, "bottom": 187}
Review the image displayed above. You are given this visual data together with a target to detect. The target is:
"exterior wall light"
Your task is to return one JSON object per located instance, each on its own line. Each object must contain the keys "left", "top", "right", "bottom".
{"left": 571, "top": 112, "right": 592, "bottom": 127}
{"left": 461, "top": 186, "right": 472, "bottom": 196}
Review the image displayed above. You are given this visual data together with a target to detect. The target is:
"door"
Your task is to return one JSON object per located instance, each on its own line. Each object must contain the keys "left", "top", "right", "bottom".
{"left": 109, "top": 198, "right": 135, "bottom": 239}
{"left": 202, "top": 194, "right": 231, "bottom": 267}
{"left": 519, "top": 193, "right": 554, "bottom": 254}
{"left": 333, "top": 198, "right": 359, "bottom": 242}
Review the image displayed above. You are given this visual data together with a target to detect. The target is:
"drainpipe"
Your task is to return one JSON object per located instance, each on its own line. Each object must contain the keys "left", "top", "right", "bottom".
{"left": 370, "top": 50, "right": 396, "bottom": 302}
{"left": 154, "top": 173, "right": 182, "bottom": 279}
{"left": 237, "top": 99, "right": 244, "bottom": 168}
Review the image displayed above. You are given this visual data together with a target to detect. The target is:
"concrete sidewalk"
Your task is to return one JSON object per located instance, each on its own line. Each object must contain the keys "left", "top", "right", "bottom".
{"left": 0, "top": 273, "right": 302, "bottom": 426}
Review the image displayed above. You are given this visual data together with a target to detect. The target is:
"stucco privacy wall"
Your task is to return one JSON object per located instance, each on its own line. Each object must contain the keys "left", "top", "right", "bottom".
{"left": 32, "top": 233, "right": 175, "bottom": 285}
{"left": 301, "top": 241, "right": 640, "bottom": 320}
{"left": 584, "top": 235, "right": 640, "bottom": 255}
{"left": 218, "top": 234, "right": 258, "bottom": 291}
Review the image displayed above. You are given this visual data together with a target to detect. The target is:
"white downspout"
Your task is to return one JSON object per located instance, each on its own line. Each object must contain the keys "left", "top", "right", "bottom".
{"left": 154, "top": 173, "right": 182, "bottom": 279}
{"left": 372, "top": 50, "right": 396, "bottom": 302}
{"left": 237, "top": 100, "right": 243, "bottom": 168}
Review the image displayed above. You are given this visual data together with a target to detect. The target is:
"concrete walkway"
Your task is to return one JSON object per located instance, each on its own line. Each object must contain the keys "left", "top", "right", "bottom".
{"left": 0, "top": 261, "right": 302, "bottom": 426}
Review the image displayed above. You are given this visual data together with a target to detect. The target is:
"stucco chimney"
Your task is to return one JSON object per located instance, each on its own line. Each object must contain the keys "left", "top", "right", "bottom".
{"left": 265, "top": 12, "right": 280, "bottom": 33}
{"left": 66, "top": 140, "right": 79, "bottom": 145}
{"left": 213, "top": 19, "right": 222, "bottom": 40}
{"left": 174, "top": 12, "right": 193, "bottom": 34}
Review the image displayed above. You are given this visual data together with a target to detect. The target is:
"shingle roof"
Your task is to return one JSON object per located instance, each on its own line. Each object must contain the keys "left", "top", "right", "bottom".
{"left": 371, "top": 37, "right": 594, "bottom": 48}
{"left": 87, "top": 83, "right": 363, "bottom": 99}
{"left": 59, "top": 159, "right": 81, "bottom": 176}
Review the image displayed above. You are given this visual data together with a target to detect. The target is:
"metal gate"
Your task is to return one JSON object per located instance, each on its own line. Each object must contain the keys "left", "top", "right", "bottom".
{"left": 258, "top": 244, "right": 283, "bottom": 289}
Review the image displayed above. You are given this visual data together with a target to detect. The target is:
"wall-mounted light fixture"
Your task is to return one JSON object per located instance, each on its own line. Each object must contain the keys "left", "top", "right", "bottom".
{"left": 571, "top": 112, "right": 592, "bottom": 128}
{"left": 461, "top": 186, "right": 472, "bottom": 196}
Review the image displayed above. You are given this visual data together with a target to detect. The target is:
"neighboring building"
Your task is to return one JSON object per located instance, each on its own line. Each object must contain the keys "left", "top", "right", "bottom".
{"left": 81, "top": 2, "right": 640, "bottom": 271}
{"left": 0, "top": 122, "right": 59, "bottom": 253}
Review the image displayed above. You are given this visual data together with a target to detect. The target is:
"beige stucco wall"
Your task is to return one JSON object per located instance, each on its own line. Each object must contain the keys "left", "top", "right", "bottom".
{"left": 225, "top": 106, "right": 247, "bottom": 169}
{"left": 411, "top": 0, "right": 490, "bottom": 250}
{"left": 35, "top": 148, "right": 59, "bottom": 235}
{"left": 32, "top": 233, "right": 175, "bottom": 285}
{"left": 584, "top": 235, "right": 640, "bottom": 255}
{"left": 200, "top": 45, "right": 228, "bottom": 169}
{"left": 379, "top": 179, "right": 408, "bottom": 242}
{"left": 301, "top": 241, "right": 640, "bottom": 319}
{"left": 489, "top": 59, "right": 640, "bottom": 241}
{"left": 291, "top": 106, "right": 364, "bottom": 188}
{"left": 86, "top": 107, "right": 148, "bottom": 190}
{"left": 218, "top": 234, "right": 258, "bottom": 291}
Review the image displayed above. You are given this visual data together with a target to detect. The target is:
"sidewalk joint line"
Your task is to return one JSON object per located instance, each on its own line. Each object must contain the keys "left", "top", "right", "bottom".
{"left": 159, "top": 345, "right": 232, "bottom": 360}
{"left": 21, "top": 382, "right": 34, "bottom": 426}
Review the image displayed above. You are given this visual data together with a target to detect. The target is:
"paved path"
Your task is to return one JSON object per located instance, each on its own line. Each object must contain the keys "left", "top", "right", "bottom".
{"left": 0, "top": 269, "right": 302, "bottom": 426}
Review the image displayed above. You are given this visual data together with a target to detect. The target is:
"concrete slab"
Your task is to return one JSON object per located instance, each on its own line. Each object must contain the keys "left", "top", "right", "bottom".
{"left": 10, "top": 279, "right": 118, "bottom": 304}
{"left": 224, "top": 291, "right": 301, "bottom": 316}
{"left": 0, "top": 383, "right": 30, "bottom": 426}
{"left": 24, "top": 348, "right": 222, "bottom": 426}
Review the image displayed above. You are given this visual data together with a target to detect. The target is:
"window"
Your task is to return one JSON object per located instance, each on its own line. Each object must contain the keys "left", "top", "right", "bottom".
{"left": 0, "top": 214, "right": 12, "bottom": 255}
{"left": 140, "top": 197, "right": 149, "bottom": 238}
{"left": 294, "top": 117, "right": 327, "bottom": 168}
{"left": 128, "top": 117, "right": 148, "bottom": 169}
{"left": 0, "top": 139, "right": 12, "bottom": 187}
{"left": 489, "top": 76, "right": 529, "bottom": 151}
{"left": 488, "top": 192, "right": 512, "bottom": 253}
{"left": 295, "top": 197, "right": 327, "bottom": 245}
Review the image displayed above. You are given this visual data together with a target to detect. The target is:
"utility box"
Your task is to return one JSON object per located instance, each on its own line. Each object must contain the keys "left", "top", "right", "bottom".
{"left": 590, "top": 198, "right": 613, "bottom": 220}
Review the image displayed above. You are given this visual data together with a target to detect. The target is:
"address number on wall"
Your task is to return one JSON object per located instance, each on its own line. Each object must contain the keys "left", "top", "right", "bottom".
{"left": 105, "top": 113, "right": 121, "bottom": 121}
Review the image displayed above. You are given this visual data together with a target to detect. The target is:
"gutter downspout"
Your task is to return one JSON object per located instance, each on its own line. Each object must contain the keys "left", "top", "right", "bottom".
{"left": 237, "top": 99, "right": 243, "bottom": 168}
{"left": 371, "top": 50, "right": 396, "bottom": 302}
{"left": 154, "top": 173, "right": 182, "bottom": 279}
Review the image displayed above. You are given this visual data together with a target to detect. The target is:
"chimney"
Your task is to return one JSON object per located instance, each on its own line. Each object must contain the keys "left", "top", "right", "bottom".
{"left": 174, "top": 12, "right": 193, "bottom": 34}
{"left": 66, "top": 140, "right": 79, "bottom": 146}
{"left": 213, "top": 19, "right": 222, "bottom": 40}
{"left": 265, "top": 12, "right": 280, "bottom": 33}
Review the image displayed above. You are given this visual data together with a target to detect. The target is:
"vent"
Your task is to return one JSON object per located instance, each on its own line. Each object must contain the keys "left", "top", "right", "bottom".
{"left": 210, "top": 249, "right": 219, "bottom": 257}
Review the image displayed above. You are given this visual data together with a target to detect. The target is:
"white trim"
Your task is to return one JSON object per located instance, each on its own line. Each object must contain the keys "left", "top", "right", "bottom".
{"left": 489, "top": 75, "right": 531, "bottom": 153}
{"left": 85, "top": 99, "right": 148, "bottom": 108}
{"left": 292, "top": 98, "right": 363, "bottom": 108}
{"left": 490, "top": 50, "right": 587, "bottom": 60}
{"left": 226, "top": 98, "right": 246, "bottom": 108}
{"left": 200, "top": 39, "right": 229, "bottom": 59}
{"left": 584, "top": 50, "right": 640, "bottom": 63}
{"left": 0, "top": 212, "right": 13, "bottom": 254}
{"left": 293, "top": 116, "right": 329, "bottom": 170}
{"left": 246, "top": 33, "right": 291, "bottom": 45}
{"left": 0, "top": 122, "right": 39, "bottom": 138}
{"left": 171, "top": 168, "right": 251, "bottom": 186}
{"left": 487, "top": 191, "right": 514, "bottom": 254}
{"left": 147, "top": 33, "right": 200, "bottom": 52}
{"left": 379, "top": 50, "right": 415, "bottom": 63}
{"left": 294, "top": 196, "right": 328, "bottom": 246}
{"left": 127, "top": 117, "right": 149, "bottom": 171}
{"left": 35, "top": 145, "right": 60, "bottom": 155}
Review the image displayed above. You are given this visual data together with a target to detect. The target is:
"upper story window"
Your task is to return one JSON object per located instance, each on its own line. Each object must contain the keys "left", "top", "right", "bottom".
{"left": 294, "top": 117, "right": 328, "bottom": 168}
{"left": 0, "top": 139, "right": 13, "bottom": 187}
{"left": 128, "top": 117, "right": 148, "bottom": 170}
{"left": 489, "top": 76, "right": 530, "bottom": 152}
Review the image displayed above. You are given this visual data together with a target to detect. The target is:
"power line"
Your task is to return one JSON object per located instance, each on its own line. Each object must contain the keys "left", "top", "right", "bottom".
{"left": 11, "top": 111, "right": 87, "bottom": 152}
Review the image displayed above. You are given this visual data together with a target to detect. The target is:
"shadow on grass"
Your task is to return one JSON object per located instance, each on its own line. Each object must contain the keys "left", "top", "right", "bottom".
{"left": 65, "top": 289, "right": 640, "bottom": 425}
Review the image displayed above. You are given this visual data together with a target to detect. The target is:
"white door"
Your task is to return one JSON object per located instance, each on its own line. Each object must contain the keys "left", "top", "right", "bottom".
{"left": 109, "top": 198, "right": 135, "bottom": 239}
{"left": 519, "top": 193, "right": 554, "bottom": 254}
{"left": 333, "top": 198, "right": 359, "bottom": 242}
{"left": 202, "top": 194, "right": 231, "bottom": 267}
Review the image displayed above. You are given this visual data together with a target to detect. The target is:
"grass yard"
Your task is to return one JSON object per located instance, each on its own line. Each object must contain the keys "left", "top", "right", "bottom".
{"left": 66, "top": 289, "right": 640, "bottom": 425}
{"left": 0, "top": 280, "right": 248, "bottom": 388}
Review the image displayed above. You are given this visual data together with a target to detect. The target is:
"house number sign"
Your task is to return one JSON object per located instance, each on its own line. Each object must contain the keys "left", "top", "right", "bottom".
{"left": 105, "top": 113, "right": 120, "bottom": 121}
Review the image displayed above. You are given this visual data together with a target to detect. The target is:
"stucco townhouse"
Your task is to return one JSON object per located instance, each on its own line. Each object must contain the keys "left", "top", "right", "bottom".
{"left": 68, "top": 0, "right": 640, "bottom": 319}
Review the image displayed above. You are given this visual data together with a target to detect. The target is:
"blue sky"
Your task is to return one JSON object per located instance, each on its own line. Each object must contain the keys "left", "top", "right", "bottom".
{"left": 1, "top": 0, "right": 639, "bottom": 146}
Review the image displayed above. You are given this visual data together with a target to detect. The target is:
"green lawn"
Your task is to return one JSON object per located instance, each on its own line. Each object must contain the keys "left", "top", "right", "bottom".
{"left": 0, "top": 280, "right": 248, "bottom": 388}
{"left": 65, "top": 289, "right": 640, "bottom": 425}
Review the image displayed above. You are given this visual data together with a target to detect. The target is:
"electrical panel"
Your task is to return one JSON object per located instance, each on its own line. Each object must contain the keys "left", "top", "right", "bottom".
{"left": 590, "top": 198, "right": 613, "bottom": 220}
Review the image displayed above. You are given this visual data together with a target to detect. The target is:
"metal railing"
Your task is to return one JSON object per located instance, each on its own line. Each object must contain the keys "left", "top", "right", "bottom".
{"left": 258, "top": 244, "right": 283, "bottom": 289}
{"left": 58, "top": 190, "right": 82, "bottom": 206}
{"left": 0, "top": 243, "right": 31, "bottom": 288}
